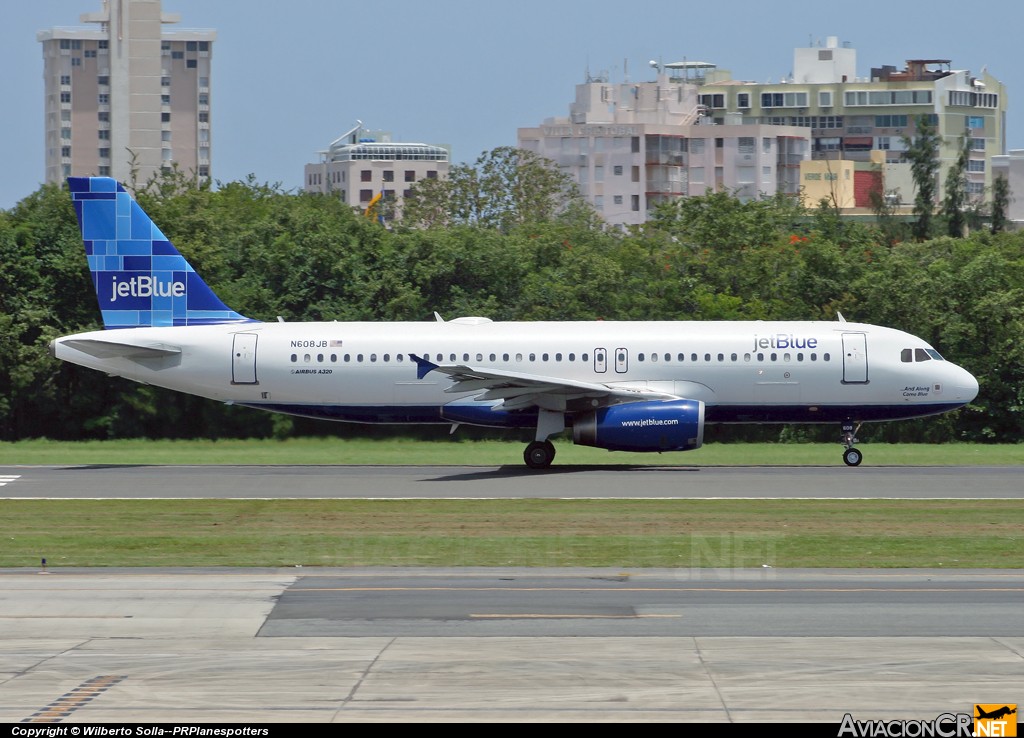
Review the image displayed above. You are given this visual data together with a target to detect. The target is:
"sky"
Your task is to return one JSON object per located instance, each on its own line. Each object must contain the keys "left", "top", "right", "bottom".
{"left": 1, "top": 0, "right": 1021, "bottom": 210}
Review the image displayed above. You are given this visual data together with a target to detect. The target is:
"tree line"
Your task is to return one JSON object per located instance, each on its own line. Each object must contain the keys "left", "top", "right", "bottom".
{"left": 1, "top": 147, "right": 1021, "bottom": 444}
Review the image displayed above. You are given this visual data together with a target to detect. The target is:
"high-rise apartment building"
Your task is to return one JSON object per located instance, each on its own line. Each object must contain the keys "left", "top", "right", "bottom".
{"left": 518, "top": 67, "right": 810, "bottom": 227}
{"left": 696, "top": 36, "right": 1007, "bottom": 206}
{"left": 38, "top": 0, "right": 215, "bottom": 188}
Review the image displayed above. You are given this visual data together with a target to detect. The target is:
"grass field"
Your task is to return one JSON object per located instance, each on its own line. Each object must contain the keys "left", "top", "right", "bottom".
{"left": 2, "top": 498, "right": 1021, "bottom": 569}
{"left": 1, "top": 439, "right": 1021, "bottom": 570}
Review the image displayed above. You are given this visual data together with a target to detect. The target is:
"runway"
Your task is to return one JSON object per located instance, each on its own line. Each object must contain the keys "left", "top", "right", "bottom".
{"left": 2, "top": 463, "right": 1022, "bottom": 499}
{"left": 1, "top": 465, "right": 1022, "bottom": 723}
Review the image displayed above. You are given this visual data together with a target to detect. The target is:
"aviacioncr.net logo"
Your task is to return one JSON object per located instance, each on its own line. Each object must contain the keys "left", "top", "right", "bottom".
{"left": 838, "top": 712, "right": 973, "bottom": 737}
{"left": 974, "top": 705, "right": 1017, "bottom": 737}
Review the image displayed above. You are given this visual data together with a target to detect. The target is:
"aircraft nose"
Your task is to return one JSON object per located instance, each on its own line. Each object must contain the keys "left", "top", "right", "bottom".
{"left": 954, "top": 366, "right": 979, "bottom": 402}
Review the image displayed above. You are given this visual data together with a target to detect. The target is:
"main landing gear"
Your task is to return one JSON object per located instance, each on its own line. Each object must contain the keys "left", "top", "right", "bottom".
{"left": 841, "top": 421, "right": 863, "bottom": 467}
{"left": 524, "top": 440, "right": 556, "bottom": 469}
{"left": 524, "top": 409, "right": 564, "bottom": 469}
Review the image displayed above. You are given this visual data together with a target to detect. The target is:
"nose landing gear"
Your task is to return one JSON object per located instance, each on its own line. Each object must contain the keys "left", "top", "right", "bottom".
{"left": 841, "top": 421, "right": 863, "bottom": 466}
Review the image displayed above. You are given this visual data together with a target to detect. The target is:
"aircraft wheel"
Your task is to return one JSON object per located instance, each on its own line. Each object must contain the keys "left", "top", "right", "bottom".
{"left": 524, "top": 440, "right": 556, "bottom": 469}
{"left": 843, "top": 447, "right": 863, "bottom": 467}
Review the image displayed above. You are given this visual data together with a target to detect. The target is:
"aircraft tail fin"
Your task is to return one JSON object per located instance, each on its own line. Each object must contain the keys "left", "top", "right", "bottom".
{"left": 67, "top": 177, "right": 251, "bottom": 329}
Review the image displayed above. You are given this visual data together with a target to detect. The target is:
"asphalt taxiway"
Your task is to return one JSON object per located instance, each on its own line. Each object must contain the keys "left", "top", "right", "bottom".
{"left": 1, "top": 464, "right": 1021, "bottom": 723}
{"left": 1, "top": 567, "right": 1023, "bottom": 724}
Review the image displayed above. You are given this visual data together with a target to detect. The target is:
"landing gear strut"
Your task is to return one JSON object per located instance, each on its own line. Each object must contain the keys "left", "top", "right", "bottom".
{"left": 524, "top": 440, "right": 556, "bottom": 469}
{"left": 841, "top": 421, "right": 863, "bottom": 467}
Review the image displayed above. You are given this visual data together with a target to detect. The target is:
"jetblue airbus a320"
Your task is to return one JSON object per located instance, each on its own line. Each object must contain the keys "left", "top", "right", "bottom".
{"left": 51, "top": 177, "right": 979, "bottom": 468}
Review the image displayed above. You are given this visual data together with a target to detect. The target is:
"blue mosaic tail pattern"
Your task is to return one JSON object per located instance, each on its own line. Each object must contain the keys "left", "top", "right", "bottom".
{"left": 68, "top": 177, "right": 251, "bottom": 329}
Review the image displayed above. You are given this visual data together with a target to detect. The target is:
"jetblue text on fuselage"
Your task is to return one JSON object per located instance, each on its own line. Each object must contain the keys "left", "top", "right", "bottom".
{"left": 109, "top": 275, "right": 185, "bottom": 301}
{"left": 752, "top": 333, "right": 819, "bottom": 351}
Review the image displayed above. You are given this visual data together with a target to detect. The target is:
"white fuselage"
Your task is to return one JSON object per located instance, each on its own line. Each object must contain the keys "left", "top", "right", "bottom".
{"left": 52, "top": 318, "right": 979, "bottom": 428}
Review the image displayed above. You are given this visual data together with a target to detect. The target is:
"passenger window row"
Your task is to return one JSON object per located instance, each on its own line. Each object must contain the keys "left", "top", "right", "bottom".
{"left": 637, "top": 352, "right": 829, "bottom": 363}
{"left": 287, "top": 350, "right": 832, "bottom": 365}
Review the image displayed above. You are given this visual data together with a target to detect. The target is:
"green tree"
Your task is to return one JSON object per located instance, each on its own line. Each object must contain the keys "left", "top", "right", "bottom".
{"left": 0, "top": 184, "right": 98, "bottom": 440}
{"left": 941, "top": 131, "right": 971, "bottom": 238}
{"left": 648, "top": 189, "right": 805, "bottom": 253}
{"left": 400, "top": 146, "right": 587, "bottom": 232}
{"left": 646, "top": 189, "right": 824, "bottom": 319}
{"left": 868, "top": 184, "right": 909, "bottom": 245}
{"left": 990, "top": 174, "right": 1011, "bottom": 234}
{"left": 902, "top": 115, "right": 941, "bottom": 241}
{"left": 6, "top": 172, "right": 1024, "bottom": 445}
{"left": 512, "top": 220, "right": 626, "bottom": 320}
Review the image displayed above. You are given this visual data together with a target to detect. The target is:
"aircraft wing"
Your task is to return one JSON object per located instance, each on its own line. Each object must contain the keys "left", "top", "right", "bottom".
{"left": 411, "top": 354, "right": 678, "bottom": 412}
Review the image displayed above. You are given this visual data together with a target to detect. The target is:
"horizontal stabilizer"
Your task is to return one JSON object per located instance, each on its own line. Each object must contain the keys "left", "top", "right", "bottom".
{"left": 59, "top": 338, "right": 182, "bottom": 360}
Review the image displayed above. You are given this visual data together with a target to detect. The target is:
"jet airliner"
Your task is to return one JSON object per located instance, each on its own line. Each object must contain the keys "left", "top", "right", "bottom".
{"left": 51, "top": 177, "right": 979, "bottom": 468}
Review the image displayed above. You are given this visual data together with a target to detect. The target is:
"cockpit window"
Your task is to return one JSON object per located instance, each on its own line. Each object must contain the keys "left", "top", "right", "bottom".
{"left": 904, "top": 347, "right": 946, "bottom": 362}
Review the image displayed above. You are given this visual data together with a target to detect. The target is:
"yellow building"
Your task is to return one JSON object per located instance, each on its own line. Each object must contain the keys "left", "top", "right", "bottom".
{"left": 800, "top": 159, "right": 856, "bottom": 209}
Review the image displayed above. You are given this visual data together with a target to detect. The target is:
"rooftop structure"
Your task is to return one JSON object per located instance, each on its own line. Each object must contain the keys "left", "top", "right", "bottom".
{"left": 304, "top": 121, "right": 450, "bottom": 221}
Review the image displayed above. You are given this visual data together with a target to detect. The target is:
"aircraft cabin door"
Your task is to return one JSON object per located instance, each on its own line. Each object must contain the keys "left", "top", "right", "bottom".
{"left": 841, "top": 333, "right": 868, "bottom": 384}
{"left": 232, "top": 333, "right": 259, "bottom": 385}
{"left": 593, "top": 348, "right": 608, "bottom": 374}
{"left": 614, "top": 347, "right": 628, "bottom": 374}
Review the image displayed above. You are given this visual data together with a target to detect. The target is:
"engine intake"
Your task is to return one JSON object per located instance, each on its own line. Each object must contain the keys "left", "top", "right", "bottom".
{"left": 573, "top": 399, "right": 705, "bottom": 453}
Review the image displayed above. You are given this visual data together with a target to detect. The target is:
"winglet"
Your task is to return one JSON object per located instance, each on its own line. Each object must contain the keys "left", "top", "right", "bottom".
{"left": 409, "top": 353, "right": 440, "bottom": 380}
{"left": 67, "top": 177, "right": 252, "bottom": 329}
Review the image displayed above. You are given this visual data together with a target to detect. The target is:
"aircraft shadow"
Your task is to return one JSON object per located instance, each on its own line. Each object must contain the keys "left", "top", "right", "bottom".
{"left": 60, "top": 464, "right": 155, "bottom": 470}
{"left": 421, "top": 465, "right": 702, "bottom": 482}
